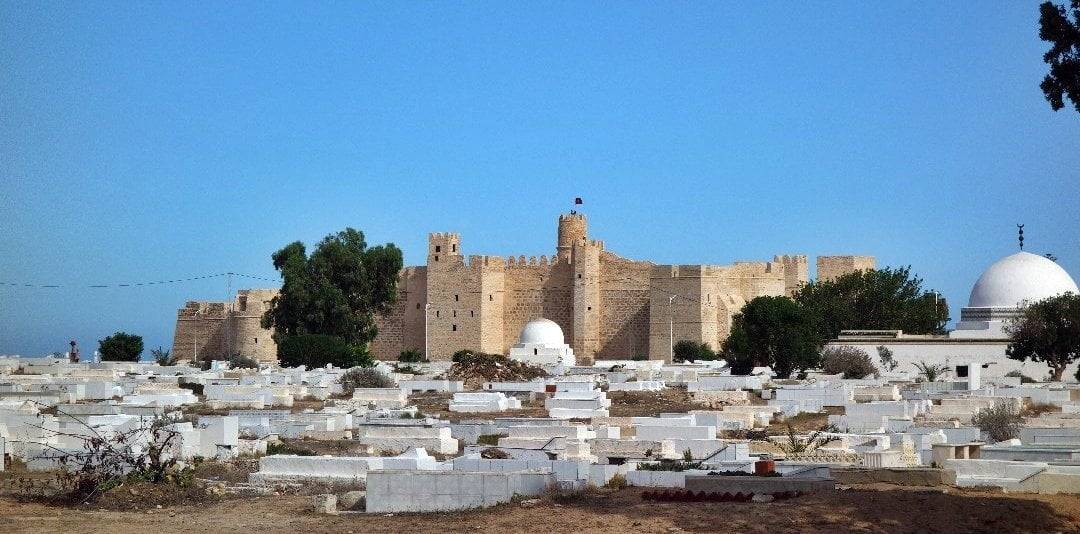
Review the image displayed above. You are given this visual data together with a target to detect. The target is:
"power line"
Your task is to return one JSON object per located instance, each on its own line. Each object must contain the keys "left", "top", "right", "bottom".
{"left": 0, "top": 272, "right": 279, "bottom": 289}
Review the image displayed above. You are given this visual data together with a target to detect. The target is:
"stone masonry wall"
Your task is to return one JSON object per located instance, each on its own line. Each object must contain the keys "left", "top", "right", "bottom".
{"left": 175, "top": 214, "right": 874, "bottom": 365}
{"left": 817, "top": 255, "right": 876, "bottom": 282}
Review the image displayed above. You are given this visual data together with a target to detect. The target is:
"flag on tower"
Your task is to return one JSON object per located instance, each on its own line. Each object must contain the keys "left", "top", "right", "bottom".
{"left": 574, "top": 197, "right": 583, "bottom": 205}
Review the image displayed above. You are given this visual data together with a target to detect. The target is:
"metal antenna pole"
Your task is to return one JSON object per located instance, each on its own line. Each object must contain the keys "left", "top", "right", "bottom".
{"left": 669, "top": 294, "right": 677, "bottom": 361}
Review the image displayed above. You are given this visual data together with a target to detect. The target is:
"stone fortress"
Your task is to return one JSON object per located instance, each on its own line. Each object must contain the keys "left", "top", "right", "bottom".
{"left": 172, "top": 213, "right": 874, "bottom": 364}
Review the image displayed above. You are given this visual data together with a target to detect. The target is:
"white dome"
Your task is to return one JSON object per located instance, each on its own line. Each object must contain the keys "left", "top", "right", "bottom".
{"left": 519, "top": 318, "right": 565, "bottom": 345}
{"left": 967, "top": 252, "right": 1078, "bottom": 308}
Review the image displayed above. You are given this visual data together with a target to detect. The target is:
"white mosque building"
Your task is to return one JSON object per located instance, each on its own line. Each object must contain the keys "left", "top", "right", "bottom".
{"left": 507, "top": 318, "right": 576, "bottom": 367}
{"left": 829, "top": 251, "right": 1079, "bottom": 382}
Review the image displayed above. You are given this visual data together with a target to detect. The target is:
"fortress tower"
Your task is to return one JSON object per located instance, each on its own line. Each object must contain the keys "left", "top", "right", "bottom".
{"left": 774, "top": 254, "right": 809, "bottom": 296}
{"left": 571, "top": 238, "right": 603, "bottom": 365}
{"left": 557, "top": 213, "right": 588, "bottom": 263}
{"left": 817, "top": 255, "right": 876, "bottom": 282}
{"left": 176, "top": 212, "right": 875, "bottom": 364}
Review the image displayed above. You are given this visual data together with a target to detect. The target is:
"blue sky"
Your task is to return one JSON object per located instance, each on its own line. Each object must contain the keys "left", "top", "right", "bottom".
{"left": 2, "top": 2, "right": 1078, "bottom": 357}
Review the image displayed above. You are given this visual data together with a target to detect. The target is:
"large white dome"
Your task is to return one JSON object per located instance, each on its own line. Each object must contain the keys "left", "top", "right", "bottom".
{"left": 519, "top": 318, "right": 565, "bottom": 345}
{"left": 967, "top": 252, "right": 1078, "bottom": 308}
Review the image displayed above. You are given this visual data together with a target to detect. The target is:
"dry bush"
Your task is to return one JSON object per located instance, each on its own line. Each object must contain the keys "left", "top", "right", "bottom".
{"left": 21, "top": 406, "right": 194, "bottom": 506}
{"left": 339, "top": 367, "right": 395, "bottom": 394}
{"left": 972, "top": 402, "right": 1023, "bottom": 443}
{"left": 821, "top": 346, "right": 878, "bottom": 379}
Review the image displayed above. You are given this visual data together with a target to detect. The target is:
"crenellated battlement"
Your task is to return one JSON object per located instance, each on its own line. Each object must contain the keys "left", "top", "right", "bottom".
{"left": 180, "top": 212, "right": 874, "bottom": 365}
{"left": 506, "top": 254, "right": 556, "bottom": 268}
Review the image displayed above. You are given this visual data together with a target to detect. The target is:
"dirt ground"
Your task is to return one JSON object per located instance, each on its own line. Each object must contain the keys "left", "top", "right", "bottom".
{"left": 408, "top": 392, "right": 550, "bottom": 422}
{"left": 607, "top": 388, "right": 710, "bottom": 417}
{"left": 1, "top": 484, "right": 1077, "bottom": 534}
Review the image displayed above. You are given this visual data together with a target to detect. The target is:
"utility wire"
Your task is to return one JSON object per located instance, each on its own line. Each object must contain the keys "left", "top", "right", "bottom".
{"left": 0, "top": 272, "right": 279, "bottom": 289}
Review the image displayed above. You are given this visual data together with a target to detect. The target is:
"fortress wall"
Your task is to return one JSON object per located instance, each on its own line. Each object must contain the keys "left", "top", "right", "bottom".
{"left": 478, "top": 261, "right": 506, "bottom": 354}
{"left": 723, "top": 261, "right": 787, "bottom": 301}
{"left": 371, "top": 267, "right": 428, "bottom": 360}
{"left": 817, "top": 255, "right": 876, "bottom": 282}
{"left": 171, "top": 302, "right": 230, "bottom": 361}
{"left": 648, "top": 265, "right": 714, "bottom": 361}
{"left": 501, "top": 259, "right": 573, "bottom": 355}
{"left": 596, "top": 253, "right": 652, "bottom": 360}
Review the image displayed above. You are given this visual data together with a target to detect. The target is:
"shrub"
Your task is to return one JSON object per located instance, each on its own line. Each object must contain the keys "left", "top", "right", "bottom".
{"left": 398, "top": 349, "right": 427, "bottom": 363}
{"left": 604, "top": 474, "right": 628, "bottom": 489}
{"left": 278, "top": 334, "right": 373, "bottom": 369}
{"left": 392, "top": 364, "right": 422, "bottom": 375}
{"left": 972, "top": 401, "right": 1023, "bottom": 443}
{"left": 98, "top": 332, "right": 144, "bottom": 362}
{"left": 876, "top": 346, "right": 898, "bottom": 372}
{"left": 914, "top": 361, "right": 948, "bottom": 382}
{"left": 1005, "top": 370, "right": 1037, "bottom": 384}
{"left": 673, "top": 341, "right": 716, "bottom": 363}
{"left": 151, "top": 346, "right": 176, "bottom": 366}
{"left": 227, "top": 353, "right": 259, "bottom": 369}
{"left": 339, "top": 367, "right": 395, "bottom": 394}
{"left": 820, "top": 346, "right": 878, "bottom": 379}
{"left": 777, "top": 423, "right": 839, "bottom": 454}
{"left": 266, "top": 441, "right": 315, "bottom": 456}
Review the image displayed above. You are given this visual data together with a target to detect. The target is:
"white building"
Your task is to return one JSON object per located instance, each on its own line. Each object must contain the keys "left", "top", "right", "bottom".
{"left": 829, "top": 251, "right": 1079, "bottom": 382}
{"left": 508, "top": 318, "right": 576, "bottom": 367}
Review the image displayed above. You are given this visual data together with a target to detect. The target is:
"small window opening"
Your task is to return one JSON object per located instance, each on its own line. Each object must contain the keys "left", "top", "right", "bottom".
{"left": 454, "top": 294, "right": 459, "bottom": 301}
{"left": 452, "top": 244, "right": 457, "bottom": 252}
{"left": 489, "top": 294, "right": 493, "bottom": 301}
{"left": 452, "top": 324, "right": 457, "bottom": 332}
{"left": 436, "top": 310, "right": 440, "bottom": 318}
{"left": 416, "top": 303, "right": 421, "bottom": 309}
{"left": 434, "top": 255, "right": 439, "bottom": 262}
{"left": 435, "top": 245, "right": 441, "bottom": 253}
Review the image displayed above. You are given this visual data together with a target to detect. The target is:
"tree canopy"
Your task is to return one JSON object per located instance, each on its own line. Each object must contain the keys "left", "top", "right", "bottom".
{"left": 98, "top": 332, "right": 144, "bottom": 362}
{"left": 1039, "top": 1, "right": 1080, "bottom": 113}
{"left": 1006, "top": 292, "right": 1080, "bottom": 381}
{"left": 721, "top": 296, "right": 823, "bottom": 379}
{"left": 262, "top": 228, "right": 403, "bottom": 364}
{"left": 794, "top": 266, "right": 949, "bottom": 340}
{"left": 672, "top": 340, "right": 717, "bottom": 363}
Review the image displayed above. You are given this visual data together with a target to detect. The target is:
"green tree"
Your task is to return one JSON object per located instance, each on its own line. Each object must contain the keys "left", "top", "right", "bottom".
{"left": 1006, "top": 292, "right": 1080, "bottom": 381}
{"left": 721, "top": 296, "right": 823, "bottom": 378}
{"left": 262, "top": 228, "right": 403, "bottom": 365}
{"left": 795, "top": 266, "right": 949, "bottom": 340}
{"left": 278, "top": 333, "right": 374, "bottom": 369}
{"left": 672, "top": 340, "right": 716, "bottom": 363}
{"left": 1039, "top": 1, "right": 1080, "bottom": 113}
{"left": 98, "top": 332, "right": 144, "bottom": 362}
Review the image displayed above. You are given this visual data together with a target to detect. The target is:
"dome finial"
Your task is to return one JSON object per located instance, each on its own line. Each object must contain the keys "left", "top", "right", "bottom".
{"left": 1017, "top": 224, "right": 1024, "bottom": 251}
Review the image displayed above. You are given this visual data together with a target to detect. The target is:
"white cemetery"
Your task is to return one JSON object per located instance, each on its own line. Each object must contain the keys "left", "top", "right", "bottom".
{"left": 0, "top": 239, "right": 1078, "bottom": 528}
